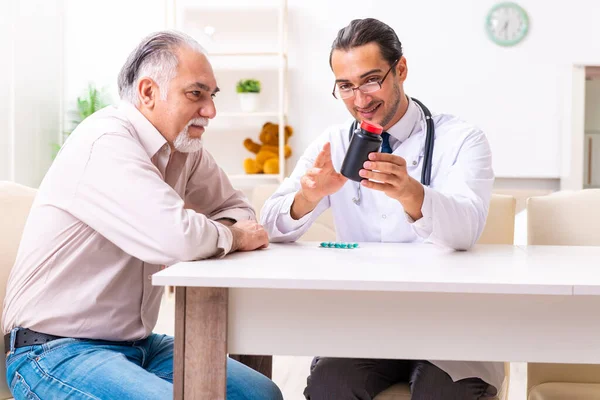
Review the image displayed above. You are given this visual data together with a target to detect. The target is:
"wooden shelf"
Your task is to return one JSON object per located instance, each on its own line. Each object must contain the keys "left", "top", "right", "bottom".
{"left": 218, "top": 112, "right": 281, "bottom": 118}
{"left": 228, "top": 173, "right": 282, "bottom": 188}
{"left": 209, "top": 55, "right": 285, "bottom": 71}
{"left": 208, "top": 52, "right": 285, "bottom": 57}
{"left": 170, "top": 0, "right": 289, "bottom": 179}
{"left": 180, "top": 3, "right": 282, "bottom": 13}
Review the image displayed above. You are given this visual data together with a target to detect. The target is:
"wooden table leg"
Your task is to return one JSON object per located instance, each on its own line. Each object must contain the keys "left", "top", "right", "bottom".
{"left": 229, "top": 354, "right": 273, "bottom": 379}
{"left": 174, "top": 287, "right": 186, "bottom": 399}
{"left": 174, "top": 287, "right": 228, "bottom": 400}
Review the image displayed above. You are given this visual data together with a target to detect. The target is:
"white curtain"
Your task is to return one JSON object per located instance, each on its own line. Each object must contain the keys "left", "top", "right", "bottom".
{"left": 0, "top": 0, "right": 64, "bottom": 187}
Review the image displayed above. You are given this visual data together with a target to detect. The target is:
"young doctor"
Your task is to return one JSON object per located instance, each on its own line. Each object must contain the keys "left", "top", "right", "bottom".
{"left": 260, "top": 18, "right": 501, "bottom": 400}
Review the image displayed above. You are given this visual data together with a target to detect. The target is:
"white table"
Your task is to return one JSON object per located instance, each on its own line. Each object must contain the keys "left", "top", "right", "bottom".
{"left": 152, "top": 242, "right": 600, "bottom": 399}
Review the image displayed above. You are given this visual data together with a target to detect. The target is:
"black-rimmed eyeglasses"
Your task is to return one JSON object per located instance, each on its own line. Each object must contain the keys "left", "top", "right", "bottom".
{"left": 332, "top": 59, "right": 399, "bottom": 100}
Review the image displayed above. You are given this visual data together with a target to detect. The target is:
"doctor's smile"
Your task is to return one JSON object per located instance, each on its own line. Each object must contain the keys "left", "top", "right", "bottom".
{"left": 355, "top": 102, "right": 382, "bottom": 119}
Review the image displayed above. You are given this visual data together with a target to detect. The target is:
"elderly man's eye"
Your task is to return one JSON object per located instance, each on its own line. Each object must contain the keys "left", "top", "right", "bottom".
{"left": 191, "top": 91, "right": 201, "bottom": 97}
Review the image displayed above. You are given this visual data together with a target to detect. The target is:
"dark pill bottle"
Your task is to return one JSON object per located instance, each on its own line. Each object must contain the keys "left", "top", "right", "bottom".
{"left": 340, "top": 120, "right": 383, "bottom": 182}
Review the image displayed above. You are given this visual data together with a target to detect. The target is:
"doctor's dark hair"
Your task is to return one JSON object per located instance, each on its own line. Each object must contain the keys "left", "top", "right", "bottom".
{"left": 329, "top": 18, "right": 403, "bottom": 69}
{"left": 117, "top": 30, "right": 205, "bottom": 105}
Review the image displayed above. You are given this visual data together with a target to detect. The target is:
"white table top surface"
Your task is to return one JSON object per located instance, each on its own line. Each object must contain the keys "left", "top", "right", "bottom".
{"left": 152, "top": 242, "right": 600, "bottom": 295}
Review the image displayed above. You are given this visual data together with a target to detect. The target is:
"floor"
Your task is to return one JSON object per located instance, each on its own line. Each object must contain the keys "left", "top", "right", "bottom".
{"left": 154, "top": 294, "right": 528, "bottom": 400}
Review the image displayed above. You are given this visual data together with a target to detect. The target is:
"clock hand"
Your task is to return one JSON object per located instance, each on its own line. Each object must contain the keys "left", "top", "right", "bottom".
{"left": 498, "top": 19, "right": 509, "bottom": 39}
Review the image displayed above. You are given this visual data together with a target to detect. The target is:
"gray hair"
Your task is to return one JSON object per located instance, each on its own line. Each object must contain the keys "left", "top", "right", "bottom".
{"left": 118, "top": 30, "right": 205, "bottom": 104}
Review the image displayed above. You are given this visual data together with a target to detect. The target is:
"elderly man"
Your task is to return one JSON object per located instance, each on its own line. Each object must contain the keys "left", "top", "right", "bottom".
{"left": 3, "top": 31, "right": 283, "bottom": 400}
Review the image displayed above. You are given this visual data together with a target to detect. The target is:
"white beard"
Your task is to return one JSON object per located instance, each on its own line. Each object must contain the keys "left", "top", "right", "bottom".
{"left": 173, "top": 117, "right": 208, "bottom": 153}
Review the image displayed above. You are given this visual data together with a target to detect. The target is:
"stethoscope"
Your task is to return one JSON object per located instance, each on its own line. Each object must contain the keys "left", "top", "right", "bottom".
{"left": 349, "top": 97, "right": 435, "bottom": 205}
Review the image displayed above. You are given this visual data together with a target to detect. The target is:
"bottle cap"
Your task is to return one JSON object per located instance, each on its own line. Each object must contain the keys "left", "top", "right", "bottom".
{"left": 360, "top": 120, "right": 383, "bottom": 135}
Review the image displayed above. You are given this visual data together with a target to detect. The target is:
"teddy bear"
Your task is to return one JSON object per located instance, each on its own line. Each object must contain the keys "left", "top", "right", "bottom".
{"left": 243, "top": 122, "right": 293, "bottom": 174}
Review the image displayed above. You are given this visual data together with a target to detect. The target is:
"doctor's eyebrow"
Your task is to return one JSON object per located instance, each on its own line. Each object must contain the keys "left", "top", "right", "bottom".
{"left": 335, "top": 68, "right": 384, "bottom": 83}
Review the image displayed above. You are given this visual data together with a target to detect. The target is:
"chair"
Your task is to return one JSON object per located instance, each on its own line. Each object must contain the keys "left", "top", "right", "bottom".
{"left": 0, "top": 181, "right": 37, "bottom": 399}
{"left": 251, "top": 185, "right": 515, "bottom": 400}
{"left": 478, "top": 193, "right": 516, "bottom": 245}
{"left": 526, "top": 189, "right": 600, "bottom": 400}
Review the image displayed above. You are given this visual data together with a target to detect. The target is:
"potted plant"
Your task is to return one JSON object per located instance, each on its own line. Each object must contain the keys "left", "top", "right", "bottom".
{"left": 53, "top": 83, "right": 109, "bottom": 159}
{"left": 236, "top": 79, "right": 261, "bottom": 112}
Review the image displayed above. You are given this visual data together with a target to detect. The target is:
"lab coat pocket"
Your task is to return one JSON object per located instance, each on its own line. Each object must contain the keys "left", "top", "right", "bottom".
{"left": 406, "top": 152, "right": 424, "bottom": 180}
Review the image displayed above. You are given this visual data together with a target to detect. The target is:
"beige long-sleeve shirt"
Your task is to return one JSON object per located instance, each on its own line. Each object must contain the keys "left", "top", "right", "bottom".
{"left": 2, "top": 101, "right": 254, "bottom": 341}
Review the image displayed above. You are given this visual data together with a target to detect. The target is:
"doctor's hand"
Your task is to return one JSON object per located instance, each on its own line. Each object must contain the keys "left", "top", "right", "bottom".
{"left": 359, "top": 152, "right": 425, "bottom": 221}
{"left": 291, "top": 142, "right": 347, "bottom": 220}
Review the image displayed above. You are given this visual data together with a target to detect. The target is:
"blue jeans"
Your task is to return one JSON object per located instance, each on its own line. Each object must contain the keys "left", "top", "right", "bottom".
{"left": 6, "top": 330, "right": 283, "bottom": 400}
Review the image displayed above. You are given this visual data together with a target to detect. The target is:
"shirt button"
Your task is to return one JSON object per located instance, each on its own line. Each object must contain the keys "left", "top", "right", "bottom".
{"left": 148, "top": 274, "right": 152, "bottom": 280}
{"left": 412, "top": 160, "right": 417, "bottom": 166}
{"left": 382, "top": 214, "right": 387, "bottom": 219}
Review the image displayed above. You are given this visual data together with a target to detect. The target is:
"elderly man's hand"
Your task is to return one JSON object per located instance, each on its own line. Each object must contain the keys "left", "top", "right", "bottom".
{"left": 228, "top": 220, "right": 269, "bottom": 252}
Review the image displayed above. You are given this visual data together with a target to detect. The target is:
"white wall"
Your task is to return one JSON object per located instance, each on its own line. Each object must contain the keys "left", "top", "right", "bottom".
{"left": 285, "top": 0, "right": 600, "bottom": 179}
{"left": 63, "top": 0, "right": 167, "bottom": 114}
{"left": 59, "top": 0, "right": 600, "bottom": 181}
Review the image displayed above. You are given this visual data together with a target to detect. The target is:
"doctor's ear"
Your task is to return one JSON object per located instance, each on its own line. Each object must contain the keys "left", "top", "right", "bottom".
{"left": 396, "top": 56, "right": 408, "bottom": 82}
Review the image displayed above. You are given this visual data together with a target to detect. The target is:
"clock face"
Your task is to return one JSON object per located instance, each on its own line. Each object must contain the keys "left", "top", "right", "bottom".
{"left": 485, "top": 2, "right": 529, "bottom": 46}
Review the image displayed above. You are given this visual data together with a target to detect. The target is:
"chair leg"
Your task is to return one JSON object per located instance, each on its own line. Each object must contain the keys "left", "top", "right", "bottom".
{"left": 229, "top": 354, "right": 273, "bottom": 379}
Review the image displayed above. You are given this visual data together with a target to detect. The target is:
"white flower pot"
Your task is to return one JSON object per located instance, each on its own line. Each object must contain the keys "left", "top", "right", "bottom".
{"left": 238, "top": 92, "right": 260, "bottom": 113}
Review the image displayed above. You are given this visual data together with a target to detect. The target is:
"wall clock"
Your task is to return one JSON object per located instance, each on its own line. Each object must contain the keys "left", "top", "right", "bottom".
{"left": 485, "top": 2, "right": 529, "bottom": 47}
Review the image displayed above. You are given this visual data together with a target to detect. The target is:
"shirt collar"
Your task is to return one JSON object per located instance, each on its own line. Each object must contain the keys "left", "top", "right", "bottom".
{"left": 386, "top": 96, "right": 420, "bottom": 143}
{"left": 118, "top": 100, "right": 168, "bottom": 159}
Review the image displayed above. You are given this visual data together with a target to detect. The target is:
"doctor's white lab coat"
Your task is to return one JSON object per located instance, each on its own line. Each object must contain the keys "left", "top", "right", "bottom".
{"left": 260, "top": 99, "right": 503, "bottom": 392}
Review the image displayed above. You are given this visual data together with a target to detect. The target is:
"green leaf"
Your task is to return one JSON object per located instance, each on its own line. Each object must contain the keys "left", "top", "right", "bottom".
{"left": 54, "top": 83, "right": 111, "bottom": 158}
{"left": 236, "top": 79, "right": 261, "bottom": 93}
{"left": 50, "top": 142, "right": 62, "bottom": 160}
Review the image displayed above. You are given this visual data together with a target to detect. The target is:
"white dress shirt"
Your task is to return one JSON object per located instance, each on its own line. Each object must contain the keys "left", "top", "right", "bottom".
{"left": 3, "top": 101, "right": 255, "bottom": 341}
{"left": 260, "top": 97, "right": 503, "bottom": 392}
